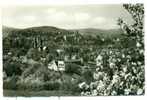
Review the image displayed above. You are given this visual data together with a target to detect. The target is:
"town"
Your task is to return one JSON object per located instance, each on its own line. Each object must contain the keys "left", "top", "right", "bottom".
{"left": 3, "top": 4, "right": 144, "bottom": 96}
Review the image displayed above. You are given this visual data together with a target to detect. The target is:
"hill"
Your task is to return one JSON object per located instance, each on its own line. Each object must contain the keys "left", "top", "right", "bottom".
{"left": 3, "top": 26, "right": 123, "bottom": 39}
{"left": 2, "top": 26, "right": 21, "bottom": 38}
{"left": 2, "top": 26, "right": 71, "bottom": 38}
{"left": 72, "top": 28, "right": 123, "bottom": 38}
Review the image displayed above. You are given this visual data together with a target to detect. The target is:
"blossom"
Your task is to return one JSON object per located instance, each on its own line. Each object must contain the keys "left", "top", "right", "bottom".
{"left": 111, "top": 90, "right": 117, "bottom": 95}
{"left": 79, "top": 47, "right": 144, "bottom": 96}
{"left": 122, "top": 54, "right": 125, "bottom": 58}
{"left": 124, "top": 89, "right": 131, "bottom": 95}
{"left": 137, "top": 61, "right": 142, "bottom": 65}
{"left": 91, "top": 89, "right": 98, "bottom": 96}
{"left": 78, "top": 82, "right": 86, "bottom": 89}
{"left": 93, "top": 72, "right": 104, "bottom": 80}
{"left": 109, "top": 62, "right": 115, "bottom": 69}
{"left": 139, "top": 49, "right": 144, "bottom": 54}
{"left": 136, "top": 42, "right": 141, "bottom": 47}
{"left": 137, "top": 89, "right": 143, "bottom": 95}
{"left": 81, "top": 92, "right": 85, "bottom": 96}
{"left": 123, "top": 67, "right": 127, "bottom": 73}
{"left": 96, "top": 80, "right": 105, "bottom": 92}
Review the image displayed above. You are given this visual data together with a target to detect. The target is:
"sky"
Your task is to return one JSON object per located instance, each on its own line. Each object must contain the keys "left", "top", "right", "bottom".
{"left": 2, "top": 4, "right": 134, "bottom": 29}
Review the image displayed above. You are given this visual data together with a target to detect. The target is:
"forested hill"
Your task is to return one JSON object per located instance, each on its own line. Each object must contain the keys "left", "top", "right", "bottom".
{"left": 2, "top": 26, "right": 70, "bottom": 38}
{"left": 2, "top": 26, "right": 21, "bottom": 38}
{"left": 73, "top": 28, "right": 123, "bottom": 38}
{"left": 3, "top": 25, "right": 125, "bottom": 53}
{"left": 3, "top": 26, "right": 123, "bottom": 39}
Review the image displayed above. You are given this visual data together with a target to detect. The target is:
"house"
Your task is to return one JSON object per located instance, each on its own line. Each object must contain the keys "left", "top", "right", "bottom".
{"left": 71, "top": 55, "right": 77, "bottom": 60}
{"left": 48, "top": 60, "right": 65, "bottom": 71}
{"left": 71, "top": 74, "right": 80, "bottom": 82}
{"left": 48, "top": 60, "right": 58, "bottom": 71}
{"left": 64, "top": 55, "right": 70, "bottom": 61}
{"left": 3, "top": 71, "right": 7, "bottom": 80}
{"left": 56, "top": 49, "right": 64, "bottom": 54}
{"left": 96, "top": 55, "right": 103, "bottom": 66}
{"left": 87, "top": 61, "right": 97, "bottom": 70}
{"left": 58, "top": 61, "right": 65, "bottom": 71}
{"left": 20, "top": 56, "right": 27, "bottom": 63}
{"left": 65, "top": 58, "right": 83, "bottom": 66}
{"left": 7, "top": 52, "right": 12, "bottom": 55}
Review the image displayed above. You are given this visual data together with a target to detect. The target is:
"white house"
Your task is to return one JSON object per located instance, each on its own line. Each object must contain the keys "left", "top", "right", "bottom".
{"left": 48, "top": 60, "right": 65, "bottom": 71}
{"left": 58, "top": 61, "right": 65, "bottom": 71}
{"left": 48, "top": 60, "right": 58, "bottom": 71}
{"left": 96, "top": 55, "right": 103, "bottom": 66}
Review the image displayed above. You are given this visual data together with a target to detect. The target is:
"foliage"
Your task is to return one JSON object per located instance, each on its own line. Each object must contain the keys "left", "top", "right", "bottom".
{"left": 65, "top": 63, "right": 81, "bottom": 75}
{"left": 4, "top": 61, "right": 22, "bottom": 77}
{"left": 43, "top": 71, "right": 61, "bottom": 82}
{"left": 82, "top": 69, "right": 94, "bottom": 84}
{"left": 79, "top": 4, "right": 144, "bottom": 96}
{"left": 26, "top": 48, "right": 41, "bottom": 61}
{"left": 44, "top": 81, "right": 60, "bottom": 90}
{"left": 3, "top": 75, "right": 19, "bottom": 90}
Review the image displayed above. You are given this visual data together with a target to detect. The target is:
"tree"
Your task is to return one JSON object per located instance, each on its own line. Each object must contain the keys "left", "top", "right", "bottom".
{"left": 4, "top": 62, "right": 22, "bottom": 77}
{"left": 27, "top": 48, "right": 41, "bottom": 61}
{"left": 115, "top": 3, "right": 144, "bottom": 95}
{"left": 117, "top": 4, "right": 144, "bottom": 49}
{"left": 82, "top": 69, "right": 93, "bottom": 84}
{"left": 78, "top": 4, "right": 145, "bottom": 96}
{"left": 118, "top": 4, "right": 144, "bottom": 63}
{"left": 65, "top": 63, "right": 81, "bottom": 75}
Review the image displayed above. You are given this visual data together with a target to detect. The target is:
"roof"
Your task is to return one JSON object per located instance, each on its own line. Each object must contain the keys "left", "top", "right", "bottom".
{"left": 65, "top": 59, "right": 82, "bottom": 63}
{"left": 87, "top": 61, "right": 96, "bottom": 65}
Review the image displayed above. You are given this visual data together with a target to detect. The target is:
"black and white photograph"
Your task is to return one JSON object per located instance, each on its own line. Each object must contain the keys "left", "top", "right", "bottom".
{"left": 2, "top": 4, "right": 145, "bottom": 96}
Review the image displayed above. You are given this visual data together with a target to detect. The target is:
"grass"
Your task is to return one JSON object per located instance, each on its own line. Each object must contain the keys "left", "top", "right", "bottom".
{"left": 3, "top": 89, "right": 80, "bottom": 97}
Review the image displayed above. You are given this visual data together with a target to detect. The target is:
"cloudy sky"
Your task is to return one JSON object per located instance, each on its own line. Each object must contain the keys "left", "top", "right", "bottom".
{"left": 2, "top": 4, "right": 134, "bottom": 29}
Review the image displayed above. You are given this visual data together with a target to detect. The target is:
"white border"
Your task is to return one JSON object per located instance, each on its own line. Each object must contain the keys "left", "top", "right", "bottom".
{"left": 0, "top": 0, "right": 145, "bottom": 6}
{"left": 0, "top": 0, "right": 146, "bottom": 100}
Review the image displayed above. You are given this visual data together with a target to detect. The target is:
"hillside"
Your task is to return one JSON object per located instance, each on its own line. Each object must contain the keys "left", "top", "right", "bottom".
{"left": 72, "top": 28, "right": 123, "bottom": 38}
{"left": 2, "top": 26, "right": 123, "bottom": 39}
{"left": 2, "top": 26, "right": 21, "bottom": 38}
{"left": 2, "top": 26, "right": 71, "bottom": 38}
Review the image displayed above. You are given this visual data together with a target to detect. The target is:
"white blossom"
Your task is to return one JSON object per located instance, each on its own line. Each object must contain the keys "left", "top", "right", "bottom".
{"left": 124, "top": 89, "right": 131, "bottom": 95}
{"left": 136, "top": 42, "right": 141, "bottom": 47}
{"left": 137, "top": 89, "right": 143, "bottom": 95}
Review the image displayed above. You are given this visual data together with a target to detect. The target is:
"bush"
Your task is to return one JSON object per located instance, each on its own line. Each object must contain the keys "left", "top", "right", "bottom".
{"left": 44, "top": 81, "right": 60, "bottom": 90}
{"left": 15, "top": 75, "right": 44, "bottom": 91}
{"left": 65, "top": 63, "right": 81, "bottom": 75}
{"left": 82, "top": 69, "right": 94, "bottom": 84}
{"left": 60, "top": 80, "right": 80, "bottom": 93}
{"left": 43, "top": 71, "right": 61, "bottom": 82}
{"left": 27, "top": 48, "right": 41, "bottom": 61}
{"left": 4, "top": 61, "right": 22, "bottom": 77}
{"left": 17, "top": 82, "right": 44, "bottom": 91}
{"left": 3, "top": 75, "right": 19, "bottom": 90}
{"left": 22, "top": 63, "right": 41, "bottom": 78}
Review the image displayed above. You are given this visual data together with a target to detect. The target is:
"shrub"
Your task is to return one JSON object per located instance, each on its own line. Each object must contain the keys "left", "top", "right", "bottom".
{"left": 27, "top": 48, "right": 41, "bottom": 61}
{"left": 3, "top": 75, "right": 19, "bottom": 90}
{"left": 60, "top": 80, "right": 80, "bottom": 93}
{"left": 65, "top": 63, "right": 81, "bottom": 75}
{"left": 16, "top": 75, "right": 44, "bottom": 91}
{"left": 17, "top": 82, "right": 44, "bottom": 91}
{"left": 82, "top": 69, "right": 94, "bottom": 84}
{"left": 44, "top": 81, "right": 60, "bottom": 90}
{"left": 43, "top": 71, "right": 61, "bottom": 82}
{"left": 4, "top": 62, "right": 22, "bottom": 77}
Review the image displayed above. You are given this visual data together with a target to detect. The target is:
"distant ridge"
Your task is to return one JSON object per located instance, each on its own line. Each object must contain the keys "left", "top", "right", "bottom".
{"left": 2, "top": 25, "right": 123, "bottom": 38}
